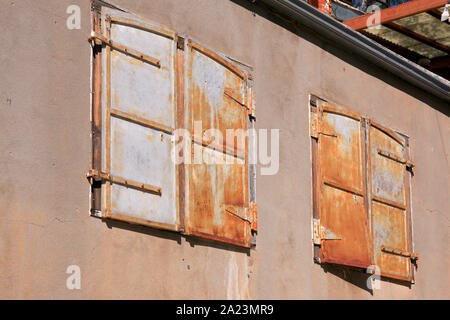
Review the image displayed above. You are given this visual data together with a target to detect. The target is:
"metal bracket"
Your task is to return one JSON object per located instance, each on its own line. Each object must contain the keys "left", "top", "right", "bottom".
{"left": 381, "top": 245, "right": 418, "bottom": 261}
{"left": 224, "top": 206, "right": 251, "bottom": 223}
{"left": 177, "top": 36, "right": 185, "bottom": 50}
{"left": 313, "top": 219, "right": 342, "bottom": 245}
{"left": 377, "top": 149, "right": 415, "bottom": 170}
{"left": 224, "top": 88, "right": 247, "bottom": 107}
{"left": 319, "top": 131, "right": 338, "bottom": 138}
{"left": 90, "top": 209, "right": 103, "bottom": 218}
{"left": 86, "top": 169, "right": 162, "bottom": 196}
{"left": 88, "top": 32, "right": 161, "bottom": 68}
{"left": 406, "top": 160, "right": 415, "bottom": 170}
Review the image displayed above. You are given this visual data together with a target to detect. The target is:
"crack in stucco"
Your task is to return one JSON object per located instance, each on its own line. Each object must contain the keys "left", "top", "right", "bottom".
{"left": 2, "top": 217, "right": 81, "bottom": 228}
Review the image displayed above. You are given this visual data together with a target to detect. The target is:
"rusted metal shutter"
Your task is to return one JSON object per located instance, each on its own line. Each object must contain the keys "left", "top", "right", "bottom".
{"left": 313, "top": 101, "right": 372, "bottom": 269}
{"left": 183, "top": 40, "right": 253, "bottom": 247}
{"left": 91, "top": 10, "right": 180, "bottom": 231}
{"left": 368, "top": 120, "right": 415, "bottom": 282}
{"left": 89, "top": 6, "right": 256, "bottom": 247}
{"left": 311, "top": 97, "right": 416, "bottom": 281}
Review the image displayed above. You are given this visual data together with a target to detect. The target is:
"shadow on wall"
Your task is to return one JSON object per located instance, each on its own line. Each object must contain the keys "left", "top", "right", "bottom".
{"left": 185, "top": 236, "right": 251, "bottom": 256}
{"left": 104, "top": 219, "right": 251, "bottom": 256}
{"left": 230, "top": 0, "right": 449, "bottom": 117}
{"left": 105, "top": 218, "right": 183, "bottom": 244}
{"left": 321, "top": 263, "right": 414, "bottom": 295}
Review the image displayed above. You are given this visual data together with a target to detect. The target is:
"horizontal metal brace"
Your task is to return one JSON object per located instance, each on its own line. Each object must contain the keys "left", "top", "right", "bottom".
{"left": 224, "top": 88, "right": 247, "bottom": 107}
{"left": 107, "top": 211, "right": 179, "bottom": 232}
{"left": 319, "top": 131, "right": 337, "bottom": 138}
{"left": 372, "top": 195, "right": 406, "bottom": 210}
{"left": 377, "top": 149, "right": 414, "bottom": 169}
{"left": 86, "top": 169, "right": 162, "bottom": 196}
{"left": 89, "top": 32, "right": 161, "bottom": 68}
{"left": 191, "top": 134, "right": 245, "bottom": 160}
{"left": 313, "top": 219, "right": 342, "bottom": 245}
{"left": 381, "top": 245, "right": 418, "bottom": 261}
{"left": 378, "top": 149, "right": 405, "bottom": 163}
{"left": 110, "top": 108, "right": 174, "bottom": 134}
{"left": 225, "top": 206, "right": 251, "bottom": 223}
{"left": 323, "top": 178, "right": 364, "bottom": 197}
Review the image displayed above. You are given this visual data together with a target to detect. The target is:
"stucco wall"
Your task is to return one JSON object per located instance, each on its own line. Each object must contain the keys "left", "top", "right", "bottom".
{"left": 0, "top": 0, "right": 448, "bottom": 299}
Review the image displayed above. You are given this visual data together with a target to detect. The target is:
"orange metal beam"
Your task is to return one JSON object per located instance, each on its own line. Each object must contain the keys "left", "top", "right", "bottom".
{"left": 343, "top": 0, "right": 450, "bottom": 31}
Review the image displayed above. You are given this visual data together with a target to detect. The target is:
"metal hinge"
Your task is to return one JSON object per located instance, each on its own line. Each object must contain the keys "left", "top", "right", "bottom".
{"left": 377, "top": 149, "right": 415, "bottom": 170}
{"left": 310, "top": 110, "right": 318, "bottom": 138}
{"left": 88, "top": 32, "right": 161, "bottom": 68}
{"left": 247, "top": 86, "right": 254, "bottom": 118}
{"left": 90, "top": 209, "right": 103, "bottom": 218}
{"left": 250, "top": 202, "right": 258, "bottom": 231}
{"left": 313, "top": 218, "right": 342, "bottom": 245}
{"left": 381, "top": 245, "right": 418, "bottom": 261}
{"left": 310, "top": 110, "right": 337, "bottom": 139}
{"left": 86, "top": 169, "right": 162, "bottom": 196}
{"left": 177, "top": 36, "right": 185, "bottom": 50}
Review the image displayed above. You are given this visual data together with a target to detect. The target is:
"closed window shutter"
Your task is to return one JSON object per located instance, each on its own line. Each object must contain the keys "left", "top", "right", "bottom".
{"left": 311, "top": 97, "right": 416, "bottom": 282}
{"left": 93, "top": 11, "right": 180, "bottom": 231}
{"left": 90, "top": 7, "right": 256, "bottom": 246}
{"left": 314, "top": 101, "right": 371, "bottom": 269}
{"left": 368, "top": 120, "right": 414, "bottom": 282}
{"left": 183, "top": 40, "right": 253, "bottom": 247}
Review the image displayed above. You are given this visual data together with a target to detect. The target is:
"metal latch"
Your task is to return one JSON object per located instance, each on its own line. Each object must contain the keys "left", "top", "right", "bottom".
{"left": 313, "top": 219, "right": 342, "bottom": 245}
{"left": 381, "top": 245, "right": 418, "bottom": 262}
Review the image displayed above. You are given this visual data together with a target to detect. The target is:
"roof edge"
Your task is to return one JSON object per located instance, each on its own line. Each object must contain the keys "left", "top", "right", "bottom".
{"left": 259, "top": 0, "right": 450, "bottom": 103}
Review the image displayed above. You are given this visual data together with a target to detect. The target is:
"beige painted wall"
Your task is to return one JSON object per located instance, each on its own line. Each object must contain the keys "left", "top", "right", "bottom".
{"left": 0, "top": 0, "right": 448, "bottom": 299}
